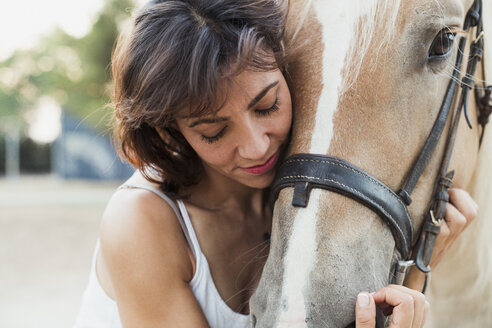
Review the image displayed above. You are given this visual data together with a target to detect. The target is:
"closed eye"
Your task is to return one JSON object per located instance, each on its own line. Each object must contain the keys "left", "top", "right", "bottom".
{"left": 200, "top": 126, "right": 227, "bottom": 144}
{"left": 255, "top": 97, "right": 279, "bottom": 116}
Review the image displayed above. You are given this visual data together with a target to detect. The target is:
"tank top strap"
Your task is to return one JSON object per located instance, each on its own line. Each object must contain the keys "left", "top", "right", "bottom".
{"left": 118, "top": 183, "right": 200, "bottom": 258}
{"left": 175, "top": 200, "right": 204, "bottom": 256}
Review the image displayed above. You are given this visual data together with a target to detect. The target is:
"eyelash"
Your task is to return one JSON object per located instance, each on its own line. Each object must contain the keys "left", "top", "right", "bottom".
{"left": 201, "top": 126, "right": 227, "bottom": 144}
{"left": 255, "top": 97, "right": 279, "bottom": 116}
{"left": 200, "top": 97, "right": 280, "bottom": 144}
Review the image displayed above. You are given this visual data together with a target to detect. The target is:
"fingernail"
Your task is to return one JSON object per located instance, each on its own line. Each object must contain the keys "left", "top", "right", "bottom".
{"left": 357, "top": 293, "right": 370, "bottom": 307}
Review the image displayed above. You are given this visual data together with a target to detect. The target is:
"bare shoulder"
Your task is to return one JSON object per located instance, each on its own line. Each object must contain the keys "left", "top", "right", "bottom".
{"left": 100, "top": 185, "right": 194, "bottom": 286}
{"left": 98, "top": 186, "right": 209, "bottom": 326}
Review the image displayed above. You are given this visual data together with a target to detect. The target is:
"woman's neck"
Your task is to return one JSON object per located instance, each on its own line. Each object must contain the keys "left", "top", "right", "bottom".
{"left": 186, "top": 165, "right": 267, "bottom": 214}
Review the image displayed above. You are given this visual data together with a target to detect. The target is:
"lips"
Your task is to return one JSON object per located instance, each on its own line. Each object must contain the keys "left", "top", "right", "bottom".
{"left": 240, "top": 151, "right": 280, "bottom": 175}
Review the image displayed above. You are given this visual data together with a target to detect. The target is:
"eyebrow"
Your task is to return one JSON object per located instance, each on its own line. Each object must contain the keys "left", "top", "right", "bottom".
{"left": 248, "top": 81, "right": 279, "bottom": 109}
{"left": 188, "top": 80, "right": 279, "bottom": 128}
{"left": 188, "top": 116, "right": 229, "bottom": 128}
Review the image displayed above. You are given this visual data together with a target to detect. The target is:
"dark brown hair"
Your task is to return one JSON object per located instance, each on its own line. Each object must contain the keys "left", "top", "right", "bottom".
{"left": 112, "top": 0, "right": 288, "bottom": 195}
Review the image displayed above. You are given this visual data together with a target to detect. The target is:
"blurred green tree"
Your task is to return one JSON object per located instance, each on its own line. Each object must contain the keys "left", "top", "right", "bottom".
{"left": 0, "top": 0, "right": 136, "bottom": 132}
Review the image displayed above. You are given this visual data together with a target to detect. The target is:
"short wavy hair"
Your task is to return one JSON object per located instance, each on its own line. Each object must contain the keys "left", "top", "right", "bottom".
{"left": 112, "top": 0, "right": 288, "bottom": 195}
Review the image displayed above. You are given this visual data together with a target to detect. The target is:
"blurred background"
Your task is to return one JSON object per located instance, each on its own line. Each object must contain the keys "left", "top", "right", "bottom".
{"left": 0, "top": 0, "right": 147, "bottom": 327}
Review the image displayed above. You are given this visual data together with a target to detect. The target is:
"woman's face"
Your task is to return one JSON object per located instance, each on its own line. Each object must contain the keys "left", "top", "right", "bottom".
{"left": 176, "top": 69, "right": 292, "bottom": 189}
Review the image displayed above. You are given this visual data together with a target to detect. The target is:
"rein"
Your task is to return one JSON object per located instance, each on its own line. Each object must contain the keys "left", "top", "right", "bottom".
{"left": 271, "top": 0, "right": 491, "bottom": 291}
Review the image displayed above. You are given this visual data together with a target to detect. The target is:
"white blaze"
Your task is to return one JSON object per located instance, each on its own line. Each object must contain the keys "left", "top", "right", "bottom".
{"left": 309, "top": 0, "right": 378, "bottom": 153}
{"left": 277, "top": 189, "right": 323, "bottom": 326}
{"left": 277, "top": 0, "right": 379, "bottom": 326}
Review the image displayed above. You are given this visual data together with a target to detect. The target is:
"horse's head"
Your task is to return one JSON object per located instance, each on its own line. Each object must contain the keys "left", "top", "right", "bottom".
{"left": 250, "top": 0, "right": 490, "bottom": 326}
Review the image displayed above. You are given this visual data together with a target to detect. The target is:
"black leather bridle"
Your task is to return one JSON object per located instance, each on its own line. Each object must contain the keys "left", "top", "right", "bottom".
{"left": 271, "top": 0, "right": 491, "bottom": 290}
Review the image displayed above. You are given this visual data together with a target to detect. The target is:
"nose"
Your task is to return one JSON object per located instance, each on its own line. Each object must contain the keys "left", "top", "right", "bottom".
{"left": 237, "top": 121, "right": 269, "bottom": 160}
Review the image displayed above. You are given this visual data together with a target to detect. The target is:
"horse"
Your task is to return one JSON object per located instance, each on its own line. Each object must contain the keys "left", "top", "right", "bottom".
{"left": 249, "top": 0, "right": 492, "bottom": 327}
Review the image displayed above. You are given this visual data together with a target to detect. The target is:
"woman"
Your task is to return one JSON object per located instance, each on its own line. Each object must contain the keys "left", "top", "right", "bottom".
{"left": 74, "top": 0, "right": 478, "bottom": 327}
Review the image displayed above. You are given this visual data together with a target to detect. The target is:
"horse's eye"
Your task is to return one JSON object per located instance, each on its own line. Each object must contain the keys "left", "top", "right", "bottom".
{"left": 428, "top": 29, "right": 456, "bottom": 58}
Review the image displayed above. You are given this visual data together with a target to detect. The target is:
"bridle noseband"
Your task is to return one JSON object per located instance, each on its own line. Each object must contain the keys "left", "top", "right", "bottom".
{"left": 271, "top": 0, "right": 491, "bottom": 290}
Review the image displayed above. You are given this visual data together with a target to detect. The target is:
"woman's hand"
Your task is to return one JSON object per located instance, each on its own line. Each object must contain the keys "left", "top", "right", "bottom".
{"left": 355, "top": 189, "right": 475, "bottom": 326}
{"left": 428, "top": 188, "right": 478, "bottom": 268}
{"left": 404, "top": 188, "right": 478, "bottom": 290}
{"left": 355, "top": 285, "right": 429, "bottom": 328}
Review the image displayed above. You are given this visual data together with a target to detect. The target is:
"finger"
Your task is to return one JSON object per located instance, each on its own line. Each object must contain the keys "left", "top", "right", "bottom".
{"left": 433, "top": 218, "right": 451, "bottom": 254}
{"left": 437, "top": 218, "right": 451, "bottom": 241}
{"left": 381, "top": 285, "right": 426, "bottom": 328}
{"left": 444, "top": 202, "right": 467, "bottom": 238}
{"left": 377, "top": 301, "right": 394, "bottom": 316}
{"left": 373, "top": 287, "right": 414, "bottom": 328}
{"left": 355, "top": 293, "right": 376, "bottom": 328}
{"left": 430, "top": 218, "right": 456, "bottom": 268}
{"left": 422, "top": 301, "right": 430, "bottom": 328}
{"left": 429, "top": 189, "right": 477, "bottom": 269}
{"left": 448, "top": 188, "right": 478, "bottom": 227}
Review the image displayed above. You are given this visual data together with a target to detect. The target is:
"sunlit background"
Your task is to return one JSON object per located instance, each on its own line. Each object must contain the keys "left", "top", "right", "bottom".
{"left": 0, "top": 1, "right": 147, "bottom": 327}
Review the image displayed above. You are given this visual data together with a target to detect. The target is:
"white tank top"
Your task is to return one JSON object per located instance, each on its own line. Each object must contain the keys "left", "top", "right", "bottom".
{"left": 74, "top": 183, "right": 250, "bottom": 328}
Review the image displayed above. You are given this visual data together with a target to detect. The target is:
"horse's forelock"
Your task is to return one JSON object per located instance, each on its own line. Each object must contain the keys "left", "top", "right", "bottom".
{"left": 287, "top": 0, "right": 401, "bottom": 84}
{"left": 340, "top": 0, "right": 401, "bottom": 95}
{"left": 305, "top": 0, "right": 401, "bottom": 154}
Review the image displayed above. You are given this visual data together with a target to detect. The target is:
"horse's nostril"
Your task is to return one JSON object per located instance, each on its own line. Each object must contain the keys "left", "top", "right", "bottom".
{"left": 251, "top": 314, "right": 257, "bottom": 327}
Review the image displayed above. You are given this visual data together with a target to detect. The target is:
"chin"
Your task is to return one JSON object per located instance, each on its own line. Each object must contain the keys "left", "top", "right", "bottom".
{"left": 238, "top": 172, "right": 276, "bottom": 190}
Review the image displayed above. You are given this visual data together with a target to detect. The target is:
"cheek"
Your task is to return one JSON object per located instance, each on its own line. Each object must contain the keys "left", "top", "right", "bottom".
{"left": 277, "top": 102, "right": 293, "bottom": 139}
{"left": 189, "top": 139, "right": 235, "bottom": 168}
{"left": 175, "top": 128, "right": 226, "bottom": 164}
{"left": 276, "top": 84, "right": 293, "bottom": 138}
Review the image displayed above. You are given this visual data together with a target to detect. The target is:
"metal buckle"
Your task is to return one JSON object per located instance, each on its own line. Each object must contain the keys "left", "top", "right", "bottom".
{"left": 393, "top": 260, "right": 416, "bottom": 285}
{"left": 473, "top": 30, "right": 484, "bottom": 43}
{"left": 430, "top": 210, "right": 443, "bottom": 226}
